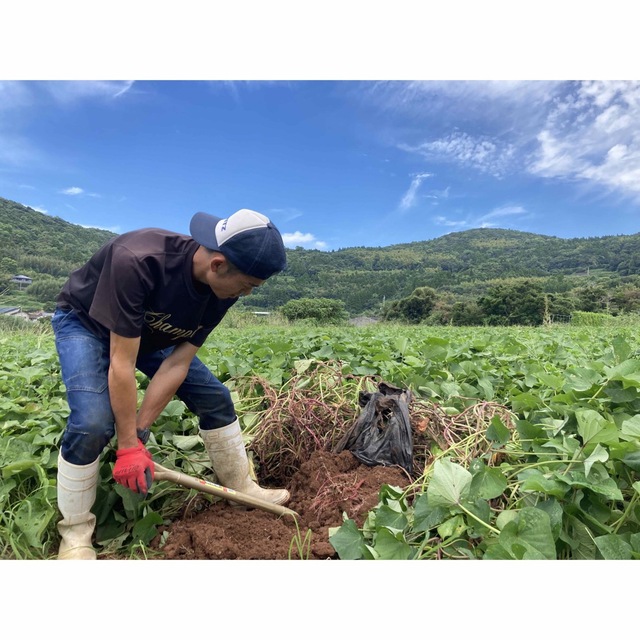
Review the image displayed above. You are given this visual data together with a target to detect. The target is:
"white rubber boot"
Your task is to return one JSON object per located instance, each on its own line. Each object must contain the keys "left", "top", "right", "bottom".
{"left": 56, "top": 454, "right": 100, "bottom": 560}
{"left": 200, "top": 420, "right": 290, "bottom": 506}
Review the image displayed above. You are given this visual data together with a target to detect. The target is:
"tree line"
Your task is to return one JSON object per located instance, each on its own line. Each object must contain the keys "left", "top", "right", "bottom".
{"left": 3, "top": 195, "right": 640, "bottom": 324}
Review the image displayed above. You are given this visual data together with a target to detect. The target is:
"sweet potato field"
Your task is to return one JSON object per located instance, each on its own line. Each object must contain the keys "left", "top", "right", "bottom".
{"left": 1, "top": 319, "right": 640, "bottom": 560}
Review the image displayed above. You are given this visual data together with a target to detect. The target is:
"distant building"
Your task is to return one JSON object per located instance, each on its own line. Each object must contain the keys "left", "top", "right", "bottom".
{"left": 11, "top": 275, "right": 33, "bottom": 290}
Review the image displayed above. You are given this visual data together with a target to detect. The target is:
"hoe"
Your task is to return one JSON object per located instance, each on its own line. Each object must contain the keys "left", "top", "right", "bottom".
{"left": 153, "top": 462, "right": 299, "bottom": 519}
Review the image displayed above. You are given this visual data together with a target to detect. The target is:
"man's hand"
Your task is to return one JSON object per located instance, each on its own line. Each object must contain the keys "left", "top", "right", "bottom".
{"left": 113, "top": 439, "right": 155, "bottom": 495}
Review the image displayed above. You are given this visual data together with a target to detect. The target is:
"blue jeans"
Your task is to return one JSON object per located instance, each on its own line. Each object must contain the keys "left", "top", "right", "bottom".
{"left": 52, "top": 308, "right": 236, "bottom": 465}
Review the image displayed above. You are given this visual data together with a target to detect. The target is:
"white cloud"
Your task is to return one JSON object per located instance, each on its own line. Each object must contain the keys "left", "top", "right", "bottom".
{"left": 60, "top": 186, "right": 101, "bottom": 197}
{"left": 434, "top": 215, "right": 467, "bottom": 228}
{"left": 400, "top": 133, "right": 516, "bottom": 178}
{"left": 434, "top": 204, "right": 530, "bottom": 230}
{"left": 0, "top": 81, "right": 134, "bottom": 174}
{"left": 267, "top": 207, "right": 303, "bottom": 222}
{"left": 365, "top": 81, "right": 557, "bottom": 124}
{"left": 368, "top": 80, "right": 640, "bottom": 200}
{"left": 282, "top": 231, "right": 327, "bottom": 250}
{"left": 399, "top": 172, "right": 432, "bottom": 210}
{"left": 478, "top": 205, "right": 527, "bottom": 226}
{"left": 44, "top": 81, "right": 135, "bottom": 103}
{"left": 527, "top": 80, "right": 640, "bottom": 197}
{"left": 23, "top": 203, "right": 48, "bottom": 214}
{"left": 80, "top": 223, "right": 121, "bottom": 233}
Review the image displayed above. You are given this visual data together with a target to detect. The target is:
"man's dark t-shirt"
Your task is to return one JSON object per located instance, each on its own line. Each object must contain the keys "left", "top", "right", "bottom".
{"left": 57, "top": 228, "right": 237, "bottom": 353}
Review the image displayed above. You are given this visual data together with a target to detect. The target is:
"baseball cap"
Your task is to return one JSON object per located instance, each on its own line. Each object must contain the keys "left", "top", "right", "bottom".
{"left": 189, "top": 209, "right": 287, "bottom": 279}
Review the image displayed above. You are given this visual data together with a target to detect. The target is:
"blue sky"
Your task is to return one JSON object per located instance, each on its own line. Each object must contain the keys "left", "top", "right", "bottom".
{"left": 2, "top": 79, "right": 639, "bottom": 251}
{"left": 2, "top": 5, "right": 638, "bottom": 252}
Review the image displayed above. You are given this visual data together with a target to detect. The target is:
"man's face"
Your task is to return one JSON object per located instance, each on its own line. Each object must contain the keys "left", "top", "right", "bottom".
{"left": 207, "top": 260, "right": 265, "bottom": 299}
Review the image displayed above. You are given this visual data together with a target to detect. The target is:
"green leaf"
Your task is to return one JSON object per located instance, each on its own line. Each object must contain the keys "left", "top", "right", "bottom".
{"left": 329, "top": 519, "right": 366, "bottom": 560}
{"left": 554, "top": 469, "right": 623, "bottom": 502}
{"left": 536, "top": 499, "right": 564, "bottom": 541}
{"left": 427, "top": 458, "right": 472, "bottom": 508}
{"left": 374, "top": 505, "right": 408, "bottom": 533}
{"left": 622, "top": 451, "right": 640, "bottom": 472}
{"left": 576, "top": 410, "right": 619, "bottom": 447}
{"left": 511, "top": 392, "right": 543, "bottom": 411}
{"left": 537, "top": 373, "right": 565, "bottom": 390}
{"left": 595, "top": 534, "right": 632, "bottom": 560}
{"left": 606, "top": 359, "right": 640, "bottom": 389}
{"left": 373, "top": 528, "right": 413, "bottom": 559}
{"left": 584, "top": 443, "right": 609, "bottom": 478}
{"left": 604, "top": 385, "right": 639, "bottom": 403}
{"left": 14, "top": 497, "right": 55, "bottom": 548}
{"left": 161, "top": 400, "right": 187, "bottom": 417}
{"left": 561, "top": 514, "right": 597, "bottom": 559}
{"left": 464, "top": 499, "right": 493, "bottom": 536}
{"left": 496, "top": 507, "right": 557, "bottom": 559}
{"left": 621, "top": 415, "right": 640, "bottom": 439}
{"left": 519, "top": 469, "right": 568, "bottom": 498}
{"left": 437, "top": 514, "right": 467, "bottom": 540}
{"left": 132, "top": 511, "right": 164, "bottom": 545}
{"left": 612, "top": 337, "right": 632, "bottom": 363}
{"left": 412, "top": 493, "right": 448, "bottom": 533}
{"left": 486, "top": 415, "right": 511, "bottom": 444}
{"left": 171, "top": 435, "right": 202, "bottom": 451}
{"left": 469, "top": 460, "right": 508, "bottom": 500}
{"left": 563, "top": 368, "right": 601, "bottom": 392}
{"left": 0, "top": 477, "right": 17, "bottom": 508}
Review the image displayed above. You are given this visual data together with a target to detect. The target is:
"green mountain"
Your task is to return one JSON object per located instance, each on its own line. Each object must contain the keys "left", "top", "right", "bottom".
{"left": 248, "top": 226, "right": 640, "bottom": 314}
{"left": 2, "top": 195, "right": 640, "bottom": 316}
{"left": 0, "top": 197, "right": 116, "bottom": 311}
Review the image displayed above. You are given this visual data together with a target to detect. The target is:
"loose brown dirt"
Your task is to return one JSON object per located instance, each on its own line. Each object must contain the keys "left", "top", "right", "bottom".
{"left": 153, "top": 450, "right": 411, "bottom": 560}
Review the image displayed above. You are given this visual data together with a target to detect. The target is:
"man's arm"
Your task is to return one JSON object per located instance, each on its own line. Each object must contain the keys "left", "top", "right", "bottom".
{"left": 109, "top": 332, "right": 142, "bottom": 449}
{"left": 136, "top": 340, "right": 200, "bottom": 431}
{"left": 109, "top": 334, "right": 198, "bottom": 494}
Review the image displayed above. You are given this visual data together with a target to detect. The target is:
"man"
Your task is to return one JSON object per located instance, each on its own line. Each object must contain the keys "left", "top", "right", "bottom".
{"left": 52, "top": 208, "right": 289, "bottom": 560}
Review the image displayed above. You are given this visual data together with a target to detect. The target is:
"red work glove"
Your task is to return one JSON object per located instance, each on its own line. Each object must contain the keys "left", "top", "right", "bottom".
{"left": 113, "top": 439, "right": 155, "bottom": 495}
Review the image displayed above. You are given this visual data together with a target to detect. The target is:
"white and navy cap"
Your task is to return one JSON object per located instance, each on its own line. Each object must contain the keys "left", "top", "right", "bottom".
{"left": 190, "top": 209, "right": 287, "bottom": 279}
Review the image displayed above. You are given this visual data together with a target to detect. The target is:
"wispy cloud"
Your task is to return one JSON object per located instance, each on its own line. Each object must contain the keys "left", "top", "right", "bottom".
{"left": 400, "top": 133, "right": 516, "bottom": 179}
{"left": 267, "top": 207, "right": 304, "bottom": 223}
{"left": 434, "top": 204, "right": 530, "bottom": 230}
{"left": 282, "top": 231, "right": 327, "bottom": 250}
{"left": 44, "top": 81, "right": 135, "bottom": 103}
{"left": 477, "top": 205, "right": 529, "bottom": 227}
{"left": 527, "top": 81, "right": 640, "bottom": 198}
{"left": 399, "top": 172, "right": 432, "bottom": 210}
{"left": 369, "top": 80, "right": 640, "bottom": 201}
{"left": 434, "top": 215, "right": 468, "bottom": 228}
{"left": 23, "top": 203, "right": 48, "bottom": 214}
{"left": 0, "top": 81, "right": 135, "bottom": 177}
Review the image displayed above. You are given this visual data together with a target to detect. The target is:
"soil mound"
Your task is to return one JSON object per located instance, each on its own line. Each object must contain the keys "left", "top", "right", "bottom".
{"left": 155, "top": 450, "right": 410, "bottom": 560}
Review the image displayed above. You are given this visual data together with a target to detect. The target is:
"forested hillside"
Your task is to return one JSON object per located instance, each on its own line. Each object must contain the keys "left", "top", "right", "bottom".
{"left": 0, "top": 197, "right": 116, "bottom": 311}
{"left": 248, "top": 227, "right": 640, "bottom": 315}
{"left": 2, "top": 195, "right": 640, "bottom": 320}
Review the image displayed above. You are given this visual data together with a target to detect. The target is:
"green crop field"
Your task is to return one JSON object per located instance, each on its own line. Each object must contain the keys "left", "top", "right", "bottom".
{"left": 2, "top": 315, "right": 640, "bottom": 560}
